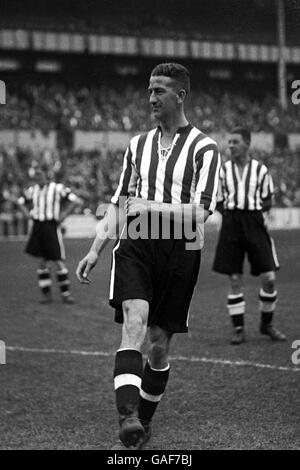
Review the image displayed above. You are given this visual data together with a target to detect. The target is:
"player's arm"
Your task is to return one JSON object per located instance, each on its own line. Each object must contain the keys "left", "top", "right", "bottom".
{"left": 76, "top": 140, "right": 138, "bottom": 284}
{"left": 59, "top": 188, "right": 83, "bottom": 224}
{"left": 127, "top": 142, "right": 220, "bottom": 224}
{"left": 76, "top": 203, "right": 125, "bottom": 284}
{"left": 214, "top": 166, "right": 225, "bottom": 214}
{"left": 59, "top": 199, "right": 82, "bottom": 224}
{"left": 14, "top": 193, "right": 32, "bottom": 219}
{"left": 126, "top": 198, "right": 210, "bottom": 223}
{"left": 261, "top": 171, "right": 274, "bottom": 212}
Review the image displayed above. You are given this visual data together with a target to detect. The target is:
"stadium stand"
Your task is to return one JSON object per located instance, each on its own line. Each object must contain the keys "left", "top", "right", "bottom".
{"left": 0, "top": 0, "right": 300, "bottom": 236}
{"left": 1, "top": 0, "right": 300, "bottom": 45}
{"left": 1, "top": 79, "right": 300, "bottom": 133}
{"left": 1, "top": 143, "right": 299, "bottom": 235}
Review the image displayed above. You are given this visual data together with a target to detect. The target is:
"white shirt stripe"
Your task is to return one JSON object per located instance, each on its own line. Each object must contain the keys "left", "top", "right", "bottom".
{"left": 248, "top": 159, "right": 259, "bottom": 210}
{"left": 46, "top": 182, "right": 56, "bottom": 220}
{"left": 140, "top": 129, "right": 161, "bottom": 201}
{"left": 171, "top": 128, "right": 200, "bottom": 204}
{"left": 53, "top": 183, "right": 62, "bottom": 221}
{"left": 38, "top": 186, "right": 46, "bottom": 221}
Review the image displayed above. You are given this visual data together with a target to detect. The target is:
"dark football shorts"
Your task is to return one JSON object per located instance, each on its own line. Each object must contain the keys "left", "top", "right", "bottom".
{"left": 25, "top": 220, "right": 65, "bottom": 261}
{"left": 109, "top": 217, "right": 201, "bottom": 333}
{"left": 213, "top": 210, "right": 279, "bottom": 276}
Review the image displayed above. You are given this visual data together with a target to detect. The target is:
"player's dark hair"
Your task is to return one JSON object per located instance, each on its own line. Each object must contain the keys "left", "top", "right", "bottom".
{"left": 231, "top": 126, "right": 251, "bottom": 146}
{"left": 151, "top": 63, "right": 191, "bottom": 94}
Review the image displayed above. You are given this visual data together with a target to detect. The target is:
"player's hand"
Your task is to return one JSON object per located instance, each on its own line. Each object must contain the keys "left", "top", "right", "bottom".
{"left": 262, "top": 211, "right": 271, "bottom": 229}
{"left": 125, "top": 197, "right": 150, "bottom": 216}
{"left": 76, "top": 251, "right": 98, "bottom": 284}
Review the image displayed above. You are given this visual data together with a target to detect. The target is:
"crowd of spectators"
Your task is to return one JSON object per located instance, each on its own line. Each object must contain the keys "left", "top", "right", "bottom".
{"left": 1, "top": 143, "right": 300, "bottom": 235}
{"left": 2, "top": 80, "right": 300, "bottom": 134}
{"left": 0, "top": 144, "right": 125, "bottom": 236}
{"left": 1, "top": 76, "right": 300, "bottom": 235}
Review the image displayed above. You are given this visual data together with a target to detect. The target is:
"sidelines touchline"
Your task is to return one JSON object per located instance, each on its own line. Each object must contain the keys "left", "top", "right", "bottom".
{"left": 5, "top": 345, "right": 300, "bottom": 372}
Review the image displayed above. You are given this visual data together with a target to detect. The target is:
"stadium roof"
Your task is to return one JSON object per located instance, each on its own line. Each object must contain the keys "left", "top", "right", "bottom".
{"left": 0, "top": 0, "right": 299, "bottom": 45}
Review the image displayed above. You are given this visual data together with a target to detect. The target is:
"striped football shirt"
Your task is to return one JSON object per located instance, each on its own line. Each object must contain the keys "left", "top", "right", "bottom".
{"left": 111, "top": 124, "right": 221, "bottom": 213}
{"left": 219, "top": 158, "right": 274, "bottom": 211}
{"left": 18, "top": 182, "right": 77, "bottom": 221}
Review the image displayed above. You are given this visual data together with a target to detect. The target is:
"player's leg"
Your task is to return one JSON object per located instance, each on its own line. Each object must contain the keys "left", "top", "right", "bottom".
{"left": 137, "top": 325, "right": 173, "bottom": 448}
{"left": 25, "top": 221, "right": 51, "bottom": 302}
{"left": 213, "top": 212, "right": 245, "bottom": 343}
{"left": 113, "top": 298, "right": 149, "bottom": 448}
{"left": 259, "top": 271, "right": 286, "bottom": 341}
{"left": 244, "top": 213, "right": 285, "bottom": 340}
{"left": 228, "top": 274, "right": 246, "bottom": 344}
{"left": 43, "top": 221, "right": 74, "bottom": 303}
{"left": 55, "top": 259, "right": 74, "bottom": 303}
{"left": 37, "top": 258, "right": 52, "bottom": 303}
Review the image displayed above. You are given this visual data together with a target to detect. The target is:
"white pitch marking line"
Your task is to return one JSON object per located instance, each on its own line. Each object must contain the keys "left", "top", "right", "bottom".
{"left": 5, "top": 346, "right": 300, "bottom": 372}
{"left": 6, "top": 346, "right": 111, "bottom": 357}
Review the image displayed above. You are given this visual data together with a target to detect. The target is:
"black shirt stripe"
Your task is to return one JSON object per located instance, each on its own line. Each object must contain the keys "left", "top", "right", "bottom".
{"left": 147, "top": 129, "right": 159, "bottom": 200}
{"left": 231, "top": 160, "right": 239, "bottom": 208}
{"left": 180, "top": 133, "right": 207, "bottom": 203}
{"left": 243, "top": 159, "right": 252, "bottom": 210}
{"left": 163, "top": 130, "right": 190, "bottom": 203}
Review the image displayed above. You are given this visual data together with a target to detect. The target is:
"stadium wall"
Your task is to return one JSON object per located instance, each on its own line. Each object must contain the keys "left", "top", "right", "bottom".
{"left": 61, "top": 208, "right": 300, "bottom": 238}
{"left": 1, "top": 209, "right": 300, "bottom": 240}
{"left": 1, "top": 29, "right": 300, "bottom": 64}
{"left": 0, "top": 129, "right": 57, "bottom": 149}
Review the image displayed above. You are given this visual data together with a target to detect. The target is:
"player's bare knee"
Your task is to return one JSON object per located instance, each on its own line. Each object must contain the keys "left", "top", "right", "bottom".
{"left": 123, "top": 299, "right": 148, "bottom": 323}
{"left": 261, "top": 271, "right": 276, "bottom": 293}
{"left": 121, "top": 300, "right": 148, "bottom": 348}
{"left": 149, "top": 327, "right": 172, "bottom": 369}
{"left": 229, "top": 274, "right": 243, "bottom": 294}
{"left": 149, "top": 342, "right": 169, "bottom": 368}
{"left": 39, "top": 259, "right": 48, "bottom": 269}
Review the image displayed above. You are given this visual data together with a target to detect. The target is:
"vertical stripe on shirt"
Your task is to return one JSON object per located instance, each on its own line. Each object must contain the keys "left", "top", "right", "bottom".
{"left": 231, "top": 161, "right": 239, "bottom": 208}
{"left": 146, "top": 129, "right": 159, "bottom": 200}
{"left": 21, "top": 183, "right": 76, "bottom": 221}
{"left": 163, "top": 131, "right": 189, "bottom": 203}
{"left": 140, "top": 129, "right": 157, "bottom": 200}
{"left": 111, "top": 126, "right": 220, "bottom": 211}
{"left": 220, "top": 159, "right": 273, "bottom": 211}
{"left": 180, "top": 131, "right": 206, "bottom": 203}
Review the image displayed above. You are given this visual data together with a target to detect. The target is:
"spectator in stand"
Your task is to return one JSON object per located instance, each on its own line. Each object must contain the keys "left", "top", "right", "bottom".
{"left": 1, "top": 80, "right": 300, "bottom": 133}
{"left": 1, "top": 143, "right": 299, "bottom": 229}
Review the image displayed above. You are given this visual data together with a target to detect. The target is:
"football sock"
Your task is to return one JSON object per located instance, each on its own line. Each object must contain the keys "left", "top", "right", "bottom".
{"left": 37, "top": 268, "right": 52, "bottom": 296}
{"left": 138, "top": 360, "right": 170, "bottom": 424}
{"left": 227, "top": 293, "right": 245, "bottom": 329}
{"left": 114, "top": 349, "right": 143, "bottom": 418}
{"left": 259, "top": 289, "right": 277, "bottom": 325}
{"left": 56, "top": 268, "right": 71, "bottom": 298}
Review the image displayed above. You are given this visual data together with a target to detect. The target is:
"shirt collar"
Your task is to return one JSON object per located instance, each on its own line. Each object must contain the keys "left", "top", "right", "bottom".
{"left": 157, "top": 123, "right": 192, "bottom": 135}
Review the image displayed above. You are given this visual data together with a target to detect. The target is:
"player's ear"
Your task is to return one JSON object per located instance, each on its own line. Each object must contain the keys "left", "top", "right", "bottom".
{"left": 176, "top": 89, "right": 186, "bottom": 104}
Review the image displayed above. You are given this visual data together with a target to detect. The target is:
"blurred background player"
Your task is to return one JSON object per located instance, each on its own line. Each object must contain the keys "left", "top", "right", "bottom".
{"left": 213, "top": 127, "right": 286, "bottom": 345}
{"left": 76, "top": 63, "right": 220, "bottom": 449}
{"left": 17, "top": 165, "right": 81, "bottom": 304}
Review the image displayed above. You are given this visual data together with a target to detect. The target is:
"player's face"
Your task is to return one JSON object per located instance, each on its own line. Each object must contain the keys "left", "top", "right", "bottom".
{"left": 148, "top": 75, "right": 179, "bottom": 121}
{"left": 34, "top": 169, "right": 47, "bottom": 186}
{"left": 228, "top": 133, "right": 249, "bottom": 159}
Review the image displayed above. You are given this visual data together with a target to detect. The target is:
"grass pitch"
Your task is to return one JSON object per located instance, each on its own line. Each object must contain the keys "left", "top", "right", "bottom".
{"left": 0, "top": 230, "right": 299, "bottom": 450}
